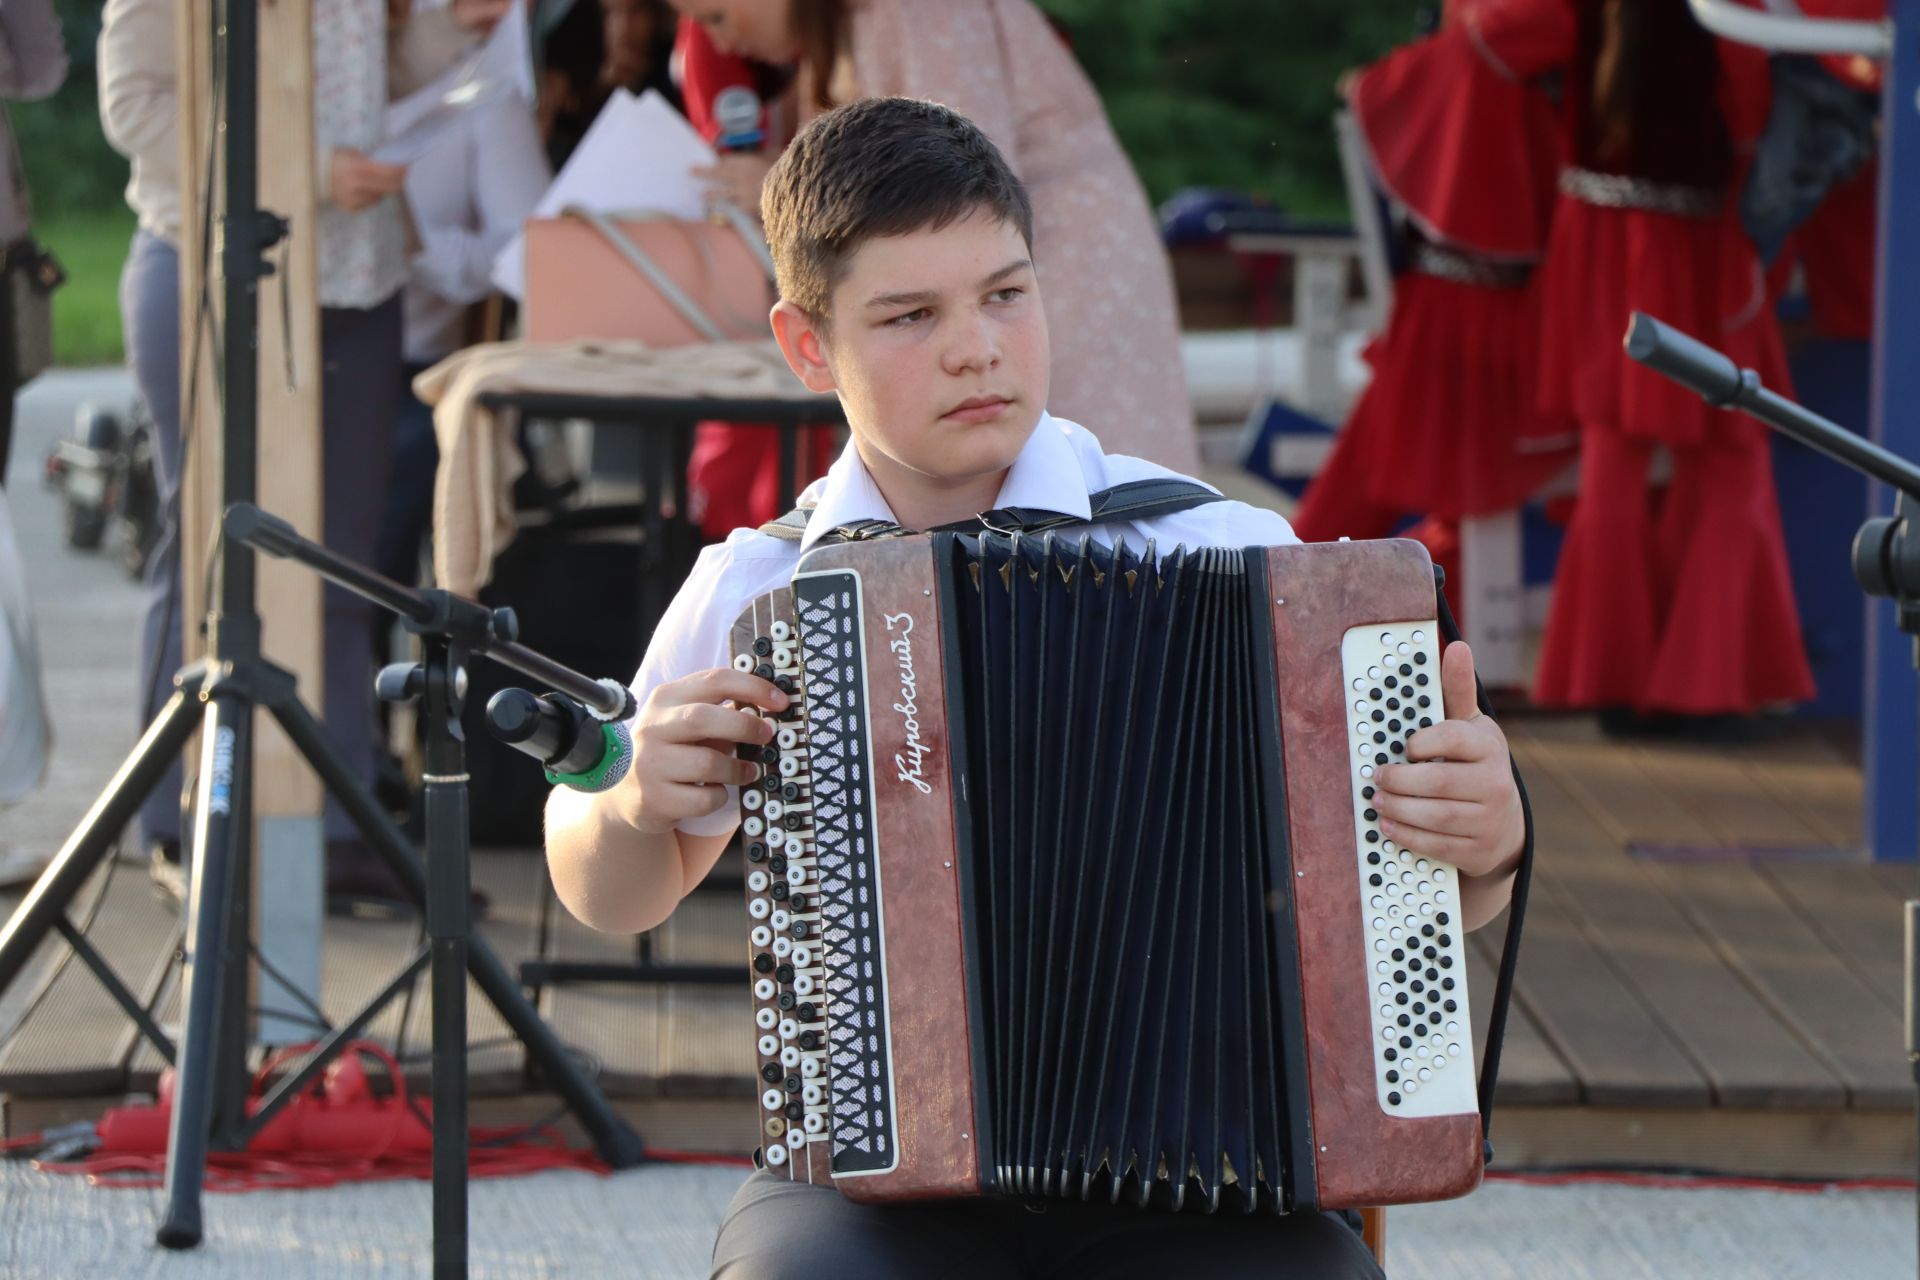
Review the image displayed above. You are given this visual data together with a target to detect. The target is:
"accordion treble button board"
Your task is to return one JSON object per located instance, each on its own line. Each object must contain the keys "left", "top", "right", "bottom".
{"left": 737, "top": 616, "right": 834, "bottom": 1173}
{"left": 1339, "top": 623, "right": 1476, "bottom": 1120}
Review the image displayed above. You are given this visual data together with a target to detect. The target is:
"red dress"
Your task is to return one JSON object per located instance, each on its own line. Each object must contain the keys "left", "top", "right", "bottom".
{"left": 1290, "top": 0, "right": 1574, "bottom": 552}
{"left": 675, "top": 19, "right": 836, "bottom": 540}
{"left": 1500, "top": 0, "right": 1815, "bottom": 715}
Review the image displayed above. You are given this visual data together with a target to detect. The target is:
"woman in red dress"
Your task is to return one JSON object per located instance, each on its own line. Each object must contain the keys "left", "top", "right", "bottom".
{"left": 1290, "top": 0, "right": 1575, "bottom": 574}
{"left": 1481, "top": 0, "right": 1815, "bottom": 723}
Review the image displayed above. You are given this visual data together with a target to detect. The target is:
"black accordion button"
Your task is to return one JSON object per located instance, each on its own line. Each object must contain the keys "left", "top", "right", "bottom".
{"left": 772, "top": 882, "right": 790, "bottom": 901}
{"left": 785, "top": 814, "right": 804, "bottom": 830}
{"left": 1421, "top": 924, "right": 1435, "bottom": 938}
{"left": 1372, "top": 731, "right": 1387, "bottom": 745}
{"left": 776, "top": 963, "right": 795, "bottom": 983}
{"left": 1391, "top": 948, "right": 1406, "bottom": 962}
{"left": 769, "top": 855, "right": 788, "bottom": 874}
{"left": 1369, "top": 688, "right": 1384, "bottom": 702}
{"left": 775, "top": 675, "right": 796, "bottom": 695}
{"left": 753, "top": 953, "right": 774, "bottom": 974}
{"left": 1387, "top": 698, "right": 1401, "bottom": 712}
{"left": 1384, "top": 1048, "right": 1397, "bottom": 1061}
{"left": 1419, "top": 718, "right": 1433, "bottom": 730}
{"left": 1388, "top": 1091, "right": 1402, "bottom": 1106}
{"left": 1415, "top": 673, "right": 1430, "bottom": 686}
{"left": 790, "top": 894, "right": 808, "bottom": 911}
{"left": 1444, "top": 999, "right": 1458, "bottom": 1013}
{"left": 1371, "top": 710, "right": 1384, "bottom": 723}
{"left": 1364, "top": 808, "right": 1378, "bottom": 821}
{"left": 1414, "top": 652, "right": 1427, "bottom": 664}
{"left": 1399, "top": 664, "right": 1412, "bottom": 677}
{"left": 797, "top": 1002, "right": 818, "bottom": 1021}
{"left": 1394, "top": 993, "right": 1408, "bottom": 1006}
{"left": 785, "top": 1101, "right": 803, "bottom": 1121}
{"left": 1384, "top": 676, "right": 1398, "bottom": 690}
{"left": 1365, "top": 831, "right": 1379, "bottom": 844}
{"left": 1386, "top": 1070, "right": 1399, "bottom": 1084}
{"left": 1387, "top": 720, "right": 1401, "bottom": 733}
{"left": 761, "top": 1063, "right": 782, "bottom": 1083}
{"left": 753, "top": 638, "right": 773, "bottom": 657}
{"left": 1437, "top": 912, "right": 1451, "bottom": 926}
{"left": 1367, "top": 852, "right": 1381, "bottom": 865}
{"left": 1369, "top": 874, "right": 1383, "bottom": 887}
{"left": 783, "top": 783, "right": 802, "bottom": 801}
{"left": 1438, "top": 933, "right": 1452, "bottom": 946}
{"left": 754, "top": 663, "right": 774, "bottom": 680}
{"left": 1390, "top": 742, "right": 1404, "bottom": 755}
{"left": 784, "top": 1075, "right": 802, "bottom": 1093}
{"left": 798, "top": 1030, "right": 820, "bottom": 1050}
{"left": 763, "top": 774, "right": 781, "bottom": 793}
{"left": 760, "top": 744, "right": 779, "bottom": 765}
{"left": 792, "top": 921, "right": 811, "bottom": 940}
{"left": 1422, "top": 946, "right": 1438, "bottom": 959}
{"left": 777, "top": 991, "right": 796, "bottom": 1010}
{"left": 1397, "top": 1014, "right": 1411, "bottom": 1028}
{"left": 1362, "top": 786, "right": 1376, "bottom": 800}
{"left": 1441, "top": 977, "right": 1456, "bottom": 991}
{"left": 1418, "top": 696, "right": 1432, "bottom": 709}
{"left": 1375, "top": 753, "right": 1389, "bottom": 765}
{"left": 1415, "top": 1024, "right": 1429, "bottom": 1038}
{"left": 1410, "top": 979, "right": 1424, "bottom": 993}
{"left": 1440, "top": 955, "right": 1454, "bottom": 969}
{"left": 1413, "top": 1002, "right": 1427, "bottom": 1016}
{"left": 747, "top": 843, "right": 768, "bottom": 862}
{"left": 1399, "top": 1036, "right": 1413, "bottom": 1049}
{"left": 1393, "top": 970, "right": 1407, "bottom": 984}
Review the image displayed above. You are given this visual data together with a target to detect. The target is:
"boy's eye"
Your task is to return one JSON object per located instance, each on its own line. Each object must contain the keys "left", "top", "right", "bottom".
{"left": 885, "top": 307, "right": 932, "bottom": 328}
{"left": 989, "top": 287, "right": 1024, "bottom": 304}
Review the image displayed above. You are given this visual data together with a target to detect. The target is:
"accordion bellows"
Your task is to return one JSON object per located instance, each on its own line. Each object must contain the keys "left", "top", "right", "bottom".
{"left": 730, "top": 534, "right": 1483, "bottom": 1214}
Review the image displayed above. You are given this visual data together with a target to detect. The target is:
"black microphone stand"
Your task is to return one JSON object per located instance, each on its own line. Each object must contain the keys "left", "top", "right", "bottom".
{"left": 222, "top": 501, "right": 645, "bottom": 1278}
{"left": 1625, "top": 311, "right": 1920, "bottom": 1217}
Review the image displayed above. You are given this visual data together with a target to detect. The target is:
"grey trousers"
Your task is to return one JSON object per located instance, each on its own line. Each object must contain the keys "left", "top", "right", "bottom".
{"left": 709, "top": 1172, "right": 1386, "bottom": 1280}
{"left": 128, "top": 223, "right": 400, "bottom": 843}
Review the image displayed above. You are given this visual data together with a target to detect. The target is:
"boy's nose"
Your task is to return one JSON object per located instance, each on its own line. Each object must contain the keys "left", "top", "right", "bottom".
{"left": 941, "top": 313, "right": 1000, "bottom": 375}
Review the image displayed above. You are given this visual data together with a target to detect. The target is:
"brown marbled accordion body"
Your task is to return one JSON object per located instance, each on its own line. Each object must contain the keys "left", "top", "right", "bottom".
{"left": 730, "top": 536, "right": 1483, "bottom": 1210}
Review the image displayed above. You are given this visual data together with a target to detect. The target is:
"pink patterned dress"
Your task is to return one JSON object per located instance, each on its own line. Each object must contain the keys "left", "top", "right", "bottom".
{"left": 835, "top": 0, "right": 1200, "bottom": 473}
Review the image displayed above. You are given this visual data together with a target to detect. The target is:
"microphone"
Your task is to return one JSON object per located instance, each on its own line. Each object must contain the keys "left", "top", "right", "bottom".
{"left": 486, "top": 687, "right": 633, "bottom": 793}
{"left": 711, "top": 84, "right": 766, "bottom": 152}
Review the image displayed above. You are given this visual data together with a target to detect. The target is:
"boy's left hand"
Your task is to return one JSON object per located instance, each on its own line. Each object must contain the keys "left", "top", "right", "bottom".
{"left": 1370, "top": 642, "right": 1524, "bottom": 881}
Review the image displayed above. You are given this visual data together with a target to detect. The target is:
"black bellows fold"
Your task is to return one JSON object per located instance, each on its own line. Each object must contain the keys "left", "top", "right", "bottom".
{"left": 939, "top": 532, "right": 1295, "bottom": 1214}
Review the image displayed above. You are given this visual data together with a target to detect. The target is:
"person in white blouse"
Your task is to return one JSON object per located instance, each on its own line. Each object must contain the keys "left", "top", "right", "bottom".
{"left": 376, "top": 54, "right": 550, "bottom": 593}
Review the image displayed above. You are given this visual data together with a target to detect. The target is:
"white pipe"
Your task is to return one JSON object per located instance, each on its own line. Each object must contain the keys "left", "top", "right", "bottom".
{"left": 1686, "top": 0, "right": 1890, "bottom": 58}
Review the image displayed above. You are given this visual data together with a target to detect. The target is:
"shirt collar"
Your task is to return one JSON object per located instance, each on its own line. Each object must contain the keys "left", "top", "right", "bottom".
{"left": 797, "top": 412, "right": 1092, "bottom": 553}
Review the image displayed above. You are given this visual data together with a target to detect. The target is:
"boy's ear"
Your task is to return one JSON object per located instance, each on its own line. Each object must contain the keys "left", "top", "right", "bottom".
{"left": 770, "top": 300, "right": 838, "bottom": 395}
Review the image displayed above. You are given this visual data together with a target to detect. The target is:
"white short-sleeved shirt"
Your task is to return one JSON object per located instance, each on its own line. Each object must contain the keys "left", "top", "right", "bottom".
{"left": 631, "top": 412, "right": 1300, "bottom": 836}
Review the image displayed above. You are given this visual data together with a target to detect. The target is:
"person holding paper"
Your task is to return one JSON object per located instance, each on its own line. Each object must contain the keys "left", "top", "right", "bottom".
{"left": 669, "top": 0, "right": 1201, "bottom": 476}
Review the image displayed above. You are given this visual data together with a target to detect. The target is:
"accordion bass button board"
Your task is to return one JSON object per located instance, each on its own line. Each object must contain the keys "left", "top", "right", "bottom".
{"left": 728, "top": 535, "right": 1484, "bottom": 1213}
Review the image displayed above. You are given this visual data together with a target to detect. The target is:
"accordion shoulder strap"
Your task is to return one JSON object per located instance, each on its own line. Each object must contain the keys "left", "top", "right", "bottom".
{"left": 758, "top": 477, "right": 1224, "bottom": 542}
{"left": 1433, "top": 569, "right": 1534, "bottom": 1161}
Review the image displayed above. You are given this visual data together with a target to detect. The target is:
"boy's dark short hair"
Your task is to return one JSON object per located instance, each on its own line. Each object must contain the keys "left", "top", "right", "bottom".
{"left": 761, "top": 96, "right": 1035, "bottom": 322}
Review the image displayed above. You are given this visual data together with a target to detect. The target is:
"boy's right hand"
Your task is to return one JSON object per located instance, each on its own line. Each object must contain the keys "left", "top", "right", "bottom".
{"left": 611, "top": 669, "right": 789, "bottom": 836}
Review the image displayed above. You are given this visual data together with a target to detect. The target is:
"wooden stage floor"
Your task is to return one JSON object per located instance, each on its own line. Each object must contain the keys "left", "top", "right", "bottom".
{"left": 1, "top": 714, "right": 1911, "bottom": 1180}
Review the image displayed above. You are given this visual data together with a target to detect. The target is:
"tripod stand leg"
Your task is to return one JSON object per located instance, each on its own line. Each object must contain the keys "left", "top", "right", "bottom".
{"left": 264, "top": 689, "right": 647, "bottom": 1167}
{"left": 157, "top": 691, "right": 255, "bottom": 1250}
{"left": 0, "top": 686, "right": 201, "bottom": 992}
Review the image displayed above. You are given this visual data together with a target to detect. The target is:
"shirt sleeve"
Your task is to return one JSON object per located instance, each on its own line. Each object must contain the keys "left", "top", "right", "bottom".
{"left": 0, "top": 0, "right": 68, "bottom": 101}
{"left": 626, "top": 540, "right": 758, "bottom": 838}
{"left": 97, "top": 0, "right": 175, "bottom": 164}
{"left": 408, "top": 98, "right": 549, "bottom": 305}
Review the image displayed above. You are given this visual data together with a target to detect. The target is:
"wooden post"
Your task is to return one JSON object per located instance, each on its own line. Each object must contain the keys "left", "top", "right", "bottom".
{"left": 178, "top": 0, "right": 325, "bottom": 1046}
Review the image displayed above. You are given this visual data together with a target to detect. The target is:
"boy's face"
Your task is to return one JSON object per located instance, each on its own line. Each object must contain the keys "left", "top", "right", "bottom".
{"left": 770, "top": 212, "right": 1050, "bottom": 495}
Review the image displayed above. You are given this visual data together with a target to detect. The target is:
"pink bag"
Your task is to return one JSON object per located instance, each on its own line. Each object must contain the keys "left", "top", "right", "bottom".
{"left": 520, "top": 205, "right": 778, "bottom": 346}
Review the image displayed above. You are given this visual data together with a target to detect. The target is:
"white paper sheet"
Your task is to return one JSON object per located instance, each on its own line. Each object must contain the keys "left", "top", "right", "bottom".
{"left": 488, "top": 87, "right": 718, "bottom": 299}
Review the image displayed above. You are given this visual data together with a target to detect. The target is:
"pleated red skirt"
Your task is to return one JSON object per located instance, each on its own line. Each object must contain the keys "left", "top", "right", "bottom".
{"left": 1530, "top": 197, "right": 1815, "bottom": 714}
{"left": 1291, "top": 271, "right": 1575, "bottom": 544}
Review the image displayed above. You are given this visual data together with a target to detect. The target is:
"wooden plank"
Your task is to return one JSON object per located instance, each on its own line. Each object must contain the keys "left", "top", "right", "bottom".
{"left": 1510, "top": 744, "right": 1846, "bottom": 1109}
{"left": 1655, "top": 860, "right": 1911, "bottom": 1109}
{"left": 1505, "top": 718, "right": 1719, "bottom": 850}
{"left": 1464, "top": 921, "right": 1580, "bottom": 1107}
{"left": 1624, "top": 741, "right": 1828, "bottom": 851}
{"left": 1490, "top": 1105, "right": 1916, "bottom": 1180}
{"left": 1739, "top": 733, "right": 1864, "bottom": 852}
{"left": 1759, "top": 861, "right": 1906, "bottom": 1017}
{"left": 1491, "top": 866, "right": 1710, "bottom": 1107}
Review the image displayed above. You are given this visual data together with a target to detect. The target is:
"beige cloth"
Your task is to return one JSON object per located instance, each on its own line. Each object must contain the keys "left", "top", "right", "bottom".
{"left": 416, "top": 338, "right": 834, "bottom": 595}
{"left": 837, "top": 0, "right": 1199, "bottom": 473}
{"left": 98, "top": 0, "right": 176, "bottom": 241}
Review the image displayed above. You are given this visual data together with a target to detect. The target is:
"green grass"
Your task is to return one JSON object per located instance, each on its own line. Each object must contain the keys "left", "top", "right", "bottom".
{"left": 37, "top": 207, "right": 136, "bottom": 368}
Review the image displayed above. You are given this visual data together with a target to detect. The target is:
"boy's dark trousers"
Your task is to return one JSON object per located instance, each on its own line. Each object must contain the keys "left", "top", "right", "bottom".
{"left": 710, "top": 1170, "right": 1386, "bottom": 1279}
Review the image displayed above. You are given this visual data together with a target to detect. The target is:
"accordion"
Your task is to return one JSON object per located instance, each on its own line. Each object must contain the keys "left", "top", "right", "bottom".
{"left": 728, "top": 532, "right": 1484, "bottom": 1214}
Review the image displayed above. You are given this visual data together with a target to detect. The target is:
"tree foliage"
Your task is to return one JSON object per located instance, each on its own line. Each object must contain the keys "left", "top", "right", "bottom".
{"left": 1036, "top": 0, "right": 1425, "bottom": 217}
